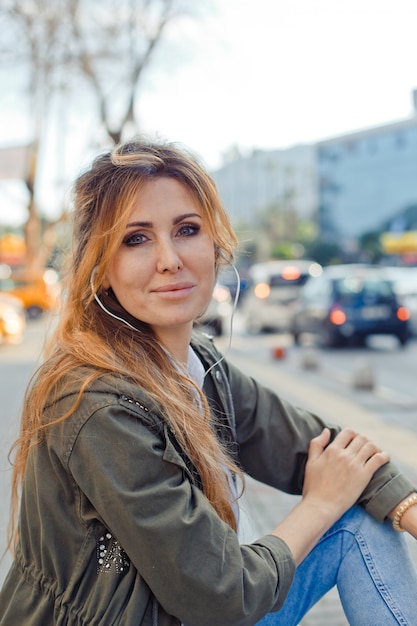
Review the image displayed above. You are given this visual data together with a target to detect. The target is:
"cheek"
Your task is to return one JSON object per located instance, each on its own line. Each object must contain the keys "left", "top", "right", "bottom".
{"left": 199, "top": 251, "right": 215, "bottom": 277}
{"left": 202, "top": 258, "right": 217, "bottom": 297}
{"left": 102, "top": 256, "right": 127, "bottom": 293}
{"left": 200, "top": 240, "right": 216, "bottom": 267}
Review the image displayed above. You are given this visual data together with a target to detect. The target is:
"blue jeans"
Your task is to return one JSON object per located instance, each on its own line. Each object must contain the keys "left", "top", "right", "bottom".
{"left": 256, "top": 505, "right": 417, "bottom": 626}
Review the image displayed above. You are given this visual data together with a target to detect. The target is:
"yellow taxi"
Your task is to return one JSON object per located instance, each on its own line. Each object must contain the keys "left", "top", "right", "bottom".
{"left": 0, "top": 267, "right": 60, "bottom": 319}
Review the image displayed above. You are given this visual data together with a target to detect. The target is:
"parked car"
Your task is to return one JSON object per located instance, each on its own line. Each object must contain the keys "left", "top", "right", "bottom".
{"left": 196, "top": 283, "right": 233, "bottom": 336}
{"left": 291, "top": 264, "right": 410, "bottom": 348}
{"left": 242, "top": 260, "right": 323, "bottom": 333}
{"left": 383, "top": 266, "right": 417, "bottom": 336}
{"left": 0, "top": 268, "right": 60, "bottom": 319}
{"left": 0, "top": 292, "right": 26, "bottom": 344}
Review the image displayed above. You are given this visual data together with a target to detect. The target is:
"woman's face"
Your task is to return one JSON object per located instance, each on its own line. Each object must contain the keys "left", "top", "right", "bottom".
{"left": 103, "top": 176, "right": 216, "bottom": 350}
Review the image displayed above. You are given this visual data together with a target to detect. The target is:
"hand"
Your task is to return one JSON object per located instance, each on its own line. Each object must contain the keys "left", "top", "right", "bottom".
{"left": 302, "top": 428, "right": 390, "bottom": 521}
{"left": 271, "top": 428, "right": 390, "bottom": 566}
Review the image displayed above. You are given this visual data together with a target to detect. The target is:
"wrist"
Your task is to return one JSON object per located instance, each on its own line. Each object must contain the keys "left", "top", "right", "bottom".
{"left": 300, "top": 494, "right": 343, "bottom": 526}
{"left": 271, "top": 498, "right": 337, "bottom": 566}
{"left": 303, "top": 488, "right": 348, "bottom": 514}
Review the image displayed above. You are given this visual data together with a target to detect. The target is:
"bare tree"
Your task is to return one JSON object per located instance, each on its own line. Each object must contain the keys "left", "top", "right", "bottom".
{"left": 69, "top": 0, "right": 187, "bottom": 144}
{"left": 0, "top": 0, "right": 195, "bottom": 273}
{"left": 1, "top": 0, "right": 74, "bottom": 273}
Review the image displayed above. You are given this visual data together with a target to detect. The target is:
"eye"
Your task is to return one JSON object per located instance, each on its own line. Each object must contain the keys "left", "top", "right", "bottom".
{"left": 123, "top": 232, "right": 148, "bottom": 246}
{"left": 177, "top": 223, "right": 201, "bottom": 237}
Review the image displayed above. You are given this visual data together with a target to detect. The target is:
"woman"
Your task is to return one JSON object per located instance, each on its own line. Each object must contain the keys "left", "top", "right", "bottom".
{"left": 1, "top": 138, "right": 417, "bottom": 626}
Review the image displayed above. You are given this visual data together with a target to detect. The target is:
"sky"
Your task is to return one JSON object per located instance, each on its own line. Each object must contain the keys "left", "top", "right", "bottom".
{"left": 138, "top": 0, "right": 417, "bottom": 166}
{"left": 1, "top": 0, "right": 417, "bottom": 225}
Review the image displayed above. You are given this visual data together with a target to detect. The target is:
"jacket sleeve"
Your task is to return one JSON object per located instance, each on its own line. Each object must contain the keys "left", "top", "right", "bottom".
{"left": 224, "top": 358, "right": 416, "bottom": 522}
{"left": 67, "top": 399, "right": 295, "bottom": 626}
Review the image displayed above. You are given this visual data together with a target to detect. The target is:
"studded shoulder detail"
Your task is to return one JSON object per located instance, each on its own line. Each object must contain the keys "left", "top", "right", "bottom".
{"left": 120, "top": 394, "right": 149, "bottom": 412}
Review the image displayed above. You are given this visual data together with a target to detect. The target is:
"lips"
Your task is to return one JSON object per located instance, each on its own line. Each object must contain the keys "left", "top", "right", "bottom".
{"left": 153, "top": 282, "right": 195, "bottom": 293}
{"left": 151, "top": 282, "right": 196, "bottom": 301}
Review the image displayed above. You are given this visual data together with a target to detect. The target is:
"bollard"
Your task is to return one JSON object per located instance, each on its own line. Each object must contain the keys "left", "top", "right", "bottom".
{"left": 300, "top": 348, "right": 319, "bottom": 370}
{"left": 351, "top": 358, "right": 375, "bottom": 390}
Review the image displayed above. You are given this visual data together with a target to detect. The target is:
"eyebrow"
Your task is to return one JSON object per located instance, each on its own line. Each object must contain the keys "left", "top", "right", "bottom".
{"left": 126, "top": 212, "right": 202, "bottom": 229}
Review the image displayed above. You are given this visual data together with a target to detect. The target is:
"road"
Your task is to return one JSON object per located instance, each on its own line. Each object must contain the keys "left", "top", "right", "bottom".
{"left": 1, "top": 316, "right": 417, "bottom": 593}
{"left": 221, "top": 320, "right": 417, "bottom": 434}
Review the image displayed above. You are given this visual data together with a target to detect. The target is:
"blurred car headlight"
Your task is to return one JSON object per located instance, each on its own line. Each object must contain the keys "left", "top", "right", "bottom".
{"left": 212, "top": 284, "right": 231, "bottom": 303}
{"left": 254, "top": 283, "right": 271, "bottom": 299}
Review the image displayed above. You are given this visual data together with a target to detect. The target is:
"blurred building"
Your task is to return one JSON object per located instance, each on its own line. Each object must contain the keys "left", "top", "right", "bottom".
{"left": 211, "top": 144, "right": 317, "bottom": 225}
{"left": 318, "top": 107, "right": 417, "bottom": 250}
{"left": 213, "top": 91, "right": 417, "bottom": 260}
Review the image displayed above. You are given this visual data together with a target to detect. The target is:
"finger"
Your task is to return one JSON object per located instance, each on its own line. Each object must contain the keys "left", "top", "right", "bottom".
{"left": 354, "top": 439, "right": 384, "bottom": 463}
{"left": 331, "top": 428, "right": 358, "bottom": 448}
{"left": 345, "top": 434, "right": 380, "bottom": 456}
{"left": 363, "top": 450, "right": 390, "bottom": 474}
{"left": 308, "top": 428, "right": 331, "bottom": 461}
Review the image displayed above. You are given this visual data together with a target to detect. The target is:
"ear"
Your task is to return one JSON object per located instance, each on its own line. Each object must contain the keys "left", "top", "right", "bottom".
{"left": 215, "top": 246, "right": 227, "bottom": 261}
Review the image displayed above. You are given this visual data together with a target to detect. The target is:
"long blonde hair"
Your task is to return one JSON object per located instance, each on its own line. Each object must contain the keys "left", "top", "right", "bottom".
{"left": 8, "top": 138, "right": 242, "bottom": 552}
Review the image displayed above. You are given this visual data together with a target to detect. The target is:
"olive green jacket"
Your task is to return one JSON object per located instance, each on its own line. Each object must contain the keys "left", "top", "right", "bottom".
{"left": 0, "top": 334, "right": 414, "bottom": 626}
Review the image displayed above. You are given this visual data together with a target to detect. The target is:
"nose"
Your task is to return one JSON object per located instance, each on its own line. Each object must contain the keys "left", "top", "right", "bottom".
{"left": 156, "top": 239, "right": 184, "bottom": 273}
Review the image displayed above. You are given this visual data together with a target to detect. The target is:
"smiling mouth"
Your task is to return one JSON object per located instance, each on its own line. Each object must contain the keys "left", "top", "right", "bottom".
{"left": 154, "top": 282, "right": 194, "bottom": 293}
{"left": 153, "top": 283, "right": 195, "bottom": 298}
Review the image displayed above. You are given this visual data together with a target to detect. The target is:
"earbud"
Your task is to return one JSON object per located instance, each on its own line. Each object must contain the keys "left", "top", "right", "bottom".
{"left": 215, "top": 246, "right": 232, "bottom": 263}
{"left": 216, "top": 247, "right": 226, "bottom": 260}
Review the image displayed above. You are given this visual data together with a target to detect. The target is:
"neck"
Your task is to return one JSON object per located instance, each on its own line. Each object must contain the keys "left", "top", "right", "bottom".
{"left": 153, "top": 325, "right": 192, "bottom": 366}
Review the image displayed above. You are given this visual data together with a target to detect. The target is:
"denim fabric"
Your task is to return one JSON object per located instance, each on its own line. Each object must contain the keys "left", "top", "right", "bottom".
{"left": 256, "top": 506, "right": 417, "bottom": 626}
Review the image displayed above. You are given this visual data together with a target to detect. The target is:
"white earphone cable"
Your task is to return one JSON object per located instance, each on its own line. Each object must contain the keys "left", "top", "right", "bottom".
{"left": 90, "top": 268, "right": 141, "bottom": 333}
{"left": 203, "top": 263, "right": 240, "bottom": 379}
{"left": 90, "top": 261, "right": 241, "bottom": 378}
